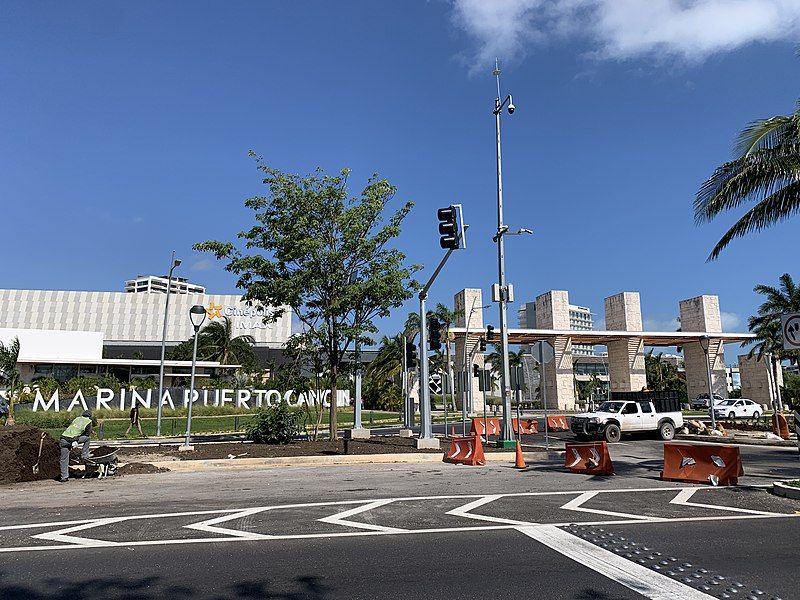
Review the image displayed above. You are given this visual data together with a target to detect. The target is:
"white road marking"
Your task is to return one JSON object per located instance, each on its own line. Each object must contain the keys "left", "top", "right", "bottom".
{"left": 517, "top": 525, "right": 714, "bottom": 600}
{"left": 446, "top": 494, "right": 533, "bottom": 525}
{"left": 561, "top": 491, "right": 663, "bottom": 521}
{"left": 2, "top": 486, "right": 796, "bottom": 554}
{"left": 669, "top": 488, "right": 785, "bottom": 516}
{"left": 318, "top": 499, "right": 406, "bottom": 532}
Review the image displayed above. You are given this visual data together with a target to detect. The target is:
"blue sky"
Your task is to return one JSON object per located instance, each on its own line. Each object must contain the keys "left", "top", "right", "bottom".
{"left": 2, "top": 1, "right": 799, "bottom": 346}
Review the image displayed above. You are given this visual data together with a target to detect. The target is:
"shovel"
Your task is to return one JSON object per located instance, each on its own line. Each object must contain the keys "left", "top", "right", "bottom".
{"left": 32, "top": 432, "right": 47, "bottom": 476}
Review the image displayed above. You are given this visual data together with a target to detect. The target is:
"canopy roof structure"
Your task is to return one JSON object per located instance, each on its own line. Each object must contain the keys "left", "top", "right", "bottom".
{"left": 449, "top": 327, "right": 756, "bottom": 347}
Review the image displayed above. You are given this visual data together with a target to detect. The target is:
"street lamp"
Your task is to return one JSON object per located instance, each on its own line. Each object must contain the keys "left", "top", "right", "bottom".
{"left": 156, "top": 252, "right": 181, "bottom": 437}
{"left": 181, "top": 304, "right": 206, "bottom": 450}
{"left": 699, "top": 335, "right": 717, "bottom": 429}
{"left": 492, "top": 60, "right": 518, "bottom": 448}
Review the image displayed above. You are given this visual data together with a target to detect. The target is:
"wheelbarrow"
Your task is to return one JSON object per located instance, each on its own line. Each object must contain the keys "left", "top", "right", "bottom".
{"left": 70, "top": 447, "right": 119, "bottom": 479}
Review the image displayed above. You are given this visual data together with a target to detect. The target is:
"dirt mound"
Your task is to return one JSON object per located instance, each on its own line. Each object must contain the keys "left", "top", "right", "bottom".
{"left": 90, "top": 446, "right": 119, "bottom": 458}
{"left": 116, "top": 462, "right": 170, "bottom": 476}
{"left": 0, "top": 425, "right": 60, "bottom": 484}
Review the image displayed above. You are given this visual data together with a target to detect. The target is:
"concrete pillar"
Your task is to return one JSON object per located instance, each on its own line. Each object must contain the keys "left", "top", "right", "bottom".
{"left": 679, "top": 295, "right": 728, "bottom": 400}
{"left": 453, "top": 288, "right": 486, "bottom": 413}
{"left": 534, "top": 290, "right": 575, "bottom": 411}
{"left": 604, "top": 292, "right": 647, "bottom": 393}
{"left": 738, "top": 354, "right": 782, "bottom": 410}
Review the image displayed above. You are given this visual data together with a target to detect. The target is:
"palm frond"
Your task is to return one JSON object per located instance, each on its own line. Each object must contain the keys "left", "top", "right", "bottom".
{"left": 706, "top": 180, "right": 800, "bottom": 260}
{"left": 733, "top": 115, "right": 795, "bottom": 157}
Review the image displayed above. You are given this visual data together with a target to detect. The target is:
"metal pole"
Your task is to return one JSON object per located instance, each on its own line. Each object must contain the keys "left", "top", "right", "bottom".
{"left": 354, "top": 341, "right": 362, "bottom": 430}
{"left": 156, "top": 252, "right": 177, "bottom": 437}
{"left": 703, "top": 343, "right": 717, "bottom": 430}
{"left": 184, "top": 328, "right": 200, "bottom": 448}
{"left": 402, "top": 334, "right": 409, "bottom": 428}
{"left": 419, "top": 295, "right": 433, "bottom": 439}
{"left": 515, "top": 376, "right": 522, "bottom": 441}
{"left": 495, "top": 97, "right": 514, "bottom": 446}
{"left": 539, "top": 342, "right": 550, "bottom": 451}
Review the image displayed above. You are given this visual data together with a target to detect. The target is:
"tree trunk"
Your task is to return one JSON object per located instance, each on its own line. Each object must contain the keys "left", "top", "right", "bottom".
{"left": 329, "top": 363, "right": 338, "bottom": 440}
{"left": 772, "top": 357, "right": 783, "bottom": 411}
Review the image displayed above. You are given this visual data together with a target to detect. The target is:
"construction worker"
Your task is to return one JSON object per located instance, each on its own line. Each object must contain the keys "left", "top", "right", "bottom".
{"left": 58, "top": 410, "right": 93, "bottom": 482}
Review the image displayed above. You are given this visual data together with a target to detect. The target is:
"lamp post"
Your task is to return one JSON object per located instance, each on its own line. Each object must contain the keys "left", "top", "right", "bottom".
{"left": 156, "top": 252, "right": 181, "bottom": 437}
{"left": 492, "top": 60, "right": 517, "bottom": 448}
{"left": 699, "top": 335, "right": 716, "bottom": 429}
{"left": 181, "top": 304, "right": 206, "bottom": 450}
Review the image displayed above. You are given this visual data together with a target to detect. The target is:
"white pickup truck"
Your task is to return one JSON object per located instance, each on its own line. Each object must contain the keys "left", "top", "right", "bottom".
{"left": 570, "top": 398, "right": 684, "bottom": 443}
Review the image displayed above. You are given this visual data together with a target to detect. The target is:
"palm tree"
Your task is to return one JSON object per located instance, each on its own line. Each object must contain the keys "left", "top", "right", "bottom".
{"left": 695, "top": 100, "right": 800, "bottom": 260}
{"left": 367, "top": 334, "right": 404, "bottom": 383}
{"left": 746, "top": 273, "right": 800, "bottom": 408}
{"left": 197, "top": 317, "right": 257, "bottom": 367}
{"left": 0, "top": 337, "right": 21, "bottom": 425}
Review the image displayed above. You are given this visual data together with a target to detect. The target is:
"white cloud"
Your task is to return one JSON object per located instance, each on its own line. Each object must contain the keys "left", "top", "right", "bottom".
{"left": 643, "top": 316, "right": 681, "bottom": 331}
{"left": 451, "top": 0, "right": 800, "bottom": 72}
{"left": 720, "top": 311, "right": 742, "bottom": 330}
{"left": 191, "top": 258, "right": 214, "bottom": 272}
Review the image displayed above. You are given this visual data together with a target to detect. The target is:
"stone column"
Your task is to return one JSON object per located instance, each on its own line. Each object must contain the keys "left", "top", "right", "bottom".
{"left": 453, "top": 288, "right": 486, "bottom": 413}
{"left": 604, "top": 292, "right": 647, "bottom": 393}
{"left": 534, "top": 290, "right": 575, "bottom": 410}
{"left": 679, "top": 295, "right": 728, "bottom": 400}
{"left": 738, "top": 354, "right": 782, "bottom": 410}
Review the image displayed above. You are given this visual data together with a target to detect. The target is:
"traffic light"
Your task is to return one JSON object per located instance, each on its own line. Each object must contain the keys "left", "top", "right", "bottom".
{"left": 405, "top": 342, "right": 417, "bottom": 369}
{"left": 486, "top": 325, "right": 495, "bottom": 341}
{"left": 479, "top": 337, "right": 487, "bottom": 352}
{"left": 473, "top": 364, "right": 480, "bottom": 377}
{"left": 437, "top": 206, "right": 459, "bottom": 250}
{"left": 428, "top": 317, "right": 442, "bottom": 351}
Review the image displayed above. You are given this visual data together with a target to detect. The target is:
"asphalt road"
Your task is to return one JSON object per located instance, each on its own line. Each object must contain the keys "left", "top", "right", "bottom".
{"left": 2, "top": 436, "right": 799, "bottom": 599}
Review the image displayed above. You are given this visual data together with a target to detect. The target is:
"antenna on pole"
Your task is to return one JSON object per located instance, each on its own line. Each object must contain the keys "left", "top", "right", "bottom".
{"left": 493, "top": 58, "right": 502, "bottom": 99}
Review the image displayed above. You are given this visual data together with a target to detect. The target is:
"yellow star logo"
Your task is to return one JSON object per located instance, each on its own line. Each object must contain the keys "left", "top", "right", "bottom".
{"left": 207, "top": 303, "right": 223, "bottom": 319}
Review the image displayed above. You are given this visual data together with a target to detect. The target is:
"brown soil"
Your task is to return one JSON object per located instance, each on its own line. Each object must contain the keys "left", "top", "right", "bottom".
{"left": 118, "top": 437, "right": 515, "bottom": 462}
{"left": 0, "top": 425, "right": 60, "bottom": 484}
{"left": 117, "top": 462, "right": 170, "bottom": 475}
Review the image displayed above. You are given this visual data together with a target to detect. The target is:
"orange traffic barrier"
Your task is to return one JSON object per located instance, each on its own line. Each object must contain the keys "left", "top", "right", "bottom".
{"left": 470, "top": 418, "right": 501, "bottom": 437}
{"left": 661, "top": 442, "right": 743, "bottom": 486}
{"left": 547, "top": 415, "right": 570, "bottom": 431}
{"left": 772, "top": 414, "right": 790, "bottom": 440}
{"left": 514, "top": 441, "right": 526, "bottom": 468}
{"left": 513, "top": 418, "right": 539, "bottom": 434}
{"left": 443, "top": 434, "right": 486, "bottom": 466}
{"left": 564, "top": 441, "right": 614, "bottom": 475}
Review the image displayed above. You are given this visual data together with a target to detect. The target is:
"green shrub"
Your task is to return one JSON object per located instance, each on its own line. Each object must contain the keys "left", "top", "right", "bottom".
{"left": 363, "top": 380, "right": 402, "bottom": 411}
{"left": 245, "top": 403, "right": 301, "bottom": 444}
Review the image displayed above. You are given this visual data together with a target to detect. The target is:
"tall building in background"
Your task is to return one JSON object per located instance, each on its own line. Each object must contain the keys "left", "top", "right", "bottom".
{"left": 125, "top": 275, "right": 206, "bottom": 295}
{"left": 519, "top": 301, "right": 596, "bottom": 356}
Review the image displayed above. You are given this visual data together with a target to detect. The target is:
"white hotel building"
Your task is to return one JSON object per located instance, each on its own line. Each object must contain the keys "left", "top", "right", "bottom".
{"left": 0, "top": 285, "right": 292, "bottom": 386}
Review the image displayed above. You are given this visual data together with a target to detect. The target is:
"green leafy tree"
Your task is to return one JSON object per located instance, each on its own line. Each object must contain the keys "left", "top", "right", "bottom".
{"left": 195, "top": 157, "right": 418, "bottom": 438}
{"left": 695, "top": 100, "right": 800, "bottom": 260}
{"left": 781, "top": 372, "right": 800, "bottom": 409}
{"left": 0, "top": 337, "right": 21, "bottom": 423}
{"left": 644, "top": 351, "right": 687, "bottom": 402}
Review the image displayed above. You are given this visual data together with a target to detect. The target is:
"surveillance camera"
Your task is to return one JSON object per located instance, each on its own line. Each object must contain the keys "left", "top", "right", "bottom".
{"left": 507, "top": 103, "right": 515, "bottom": 114}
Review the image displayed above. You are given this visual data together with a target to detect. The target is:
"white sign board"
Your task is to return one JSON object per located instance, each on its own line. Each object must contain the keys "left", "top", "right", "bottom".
{"left": 781, "top": 313, "right": 800, "bottom": 350}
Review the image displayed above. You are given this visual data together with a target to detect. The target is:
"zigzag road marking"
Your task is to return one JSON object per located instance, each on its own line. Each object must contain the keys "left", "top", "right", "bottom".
{"left": 0, "top": 487, "right": 795, "bottom": 554}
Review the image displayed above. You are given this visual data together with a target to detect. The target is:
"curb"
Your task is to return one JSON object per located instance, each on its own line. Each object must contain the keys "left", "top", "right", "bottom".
{"left": 772, "top": 481, "right": 800, "bottom": 500}
{"left": 675, "top": 434, "right": 796, "bottom": 448}
{"left": 137, "top": 450, "right": 547, "bottom": 472}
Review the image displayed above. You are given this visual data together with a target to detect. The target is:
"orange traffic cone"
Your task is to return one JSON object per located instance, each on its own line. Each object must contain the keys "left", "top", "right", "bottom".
{"left": 514, "top": 440, "right": 526, "bottom": 469}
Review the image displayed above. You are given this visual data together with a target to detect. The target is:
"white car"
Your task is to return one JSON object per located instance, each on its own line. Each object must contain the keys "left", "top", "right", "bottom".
{"left": 710, "top": 398, "right": 761, "bottom": 420}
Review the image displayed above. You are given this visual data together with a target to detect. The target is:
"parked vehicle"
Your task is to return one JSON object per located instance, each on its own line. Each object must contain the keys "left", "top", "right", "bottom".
{"left": 710, "top": 398, "right": 761, "bottom": 421}
{"left": 691, "top": 393, "right": 724, "bottom": 410}
{"left": 571, "top": 392, "right": 684, "bottom": 443}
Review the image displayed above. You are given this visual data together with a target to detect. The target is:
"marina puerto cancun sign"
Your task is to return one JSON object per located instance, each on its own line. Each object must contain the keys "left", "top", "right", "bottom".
{"left": 32, "top": 388, "right": 350, "bottom": 412}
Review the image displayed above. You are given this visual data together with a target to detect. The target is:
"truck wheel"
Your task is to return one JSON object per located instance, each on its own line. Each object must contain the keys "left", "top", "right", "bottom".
{"left": 659, "top": 421, "right": 675, "bottom": 441}
{"left": 604, "top": 424, "right": 621, "bottom": 443}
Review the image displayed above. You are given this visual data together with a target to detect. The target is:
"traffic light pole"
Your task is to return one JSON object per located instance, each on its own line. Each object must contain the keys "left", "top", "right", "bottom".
{"left": 418, "top": 248, "right": 456, "bottom": 441}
